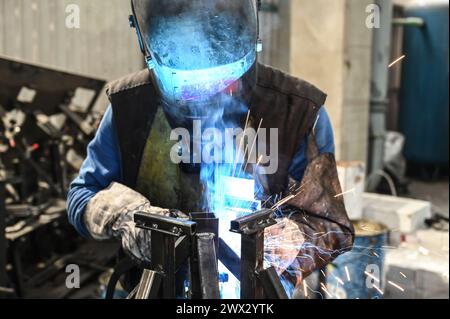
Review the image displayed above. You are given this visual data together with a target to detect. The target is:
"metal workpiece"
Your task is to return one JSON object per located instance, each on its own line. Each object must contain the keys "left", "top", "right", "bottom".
{"left": 230, "top": 209, "right": 287, "bottom": 299}
{"left": 132, "top": 211, "right": 221, "bottom": 299}
{"left": 196, "top": 233, "right": 220, "bottom": 299}
{"left": 132, "top": 210, "right": 288, "bottom": 299}
{"left": 135, "top": 269, "right": 163, "bottom": 299}
{"left": 174, "top": 235, "right": 191, "bottom": 272}
{"left": 189, "top": 213, "right": 220, "bottom": 299}
{"left": 189, "top": 212, "right": 219, "bottom": 250}
{"left": 259, "top": 267, "right": 289, "bottom": 299}
{"left": 133, "top": 212, "right": 197, "bottom": 298}
{"left": 230, "top": 209, "right": 277, "bottom": 235}
{"left": 134, "top": 212, "right": 197, "bottom": 237}
{"left": 240, "top": 228, "right": 265, "bottom": 299}
{"left": 150, "top": 228, "right": 177, "bottom": 297}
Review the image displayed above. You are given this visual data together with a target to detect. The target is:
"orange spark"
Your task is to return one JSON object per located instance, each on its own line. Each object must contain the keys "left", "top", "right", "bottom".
{"left": 389, "top": 55, "right": 406, "bottom": 68}
{"left": 388, "top": 280, "right": 405, "bottom": 292}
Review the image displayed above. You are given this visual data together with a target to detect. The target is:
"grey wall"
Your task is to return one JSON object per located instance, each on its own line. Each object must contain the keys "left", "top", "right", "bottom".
{"left": 289, "top": 0, "right": 373, "bottom": 162}
{"left": 0, "top": 0, "right": 143, "bottom": 80}
{"left": 259, "top": 0, "right": 291, "bottom": 72}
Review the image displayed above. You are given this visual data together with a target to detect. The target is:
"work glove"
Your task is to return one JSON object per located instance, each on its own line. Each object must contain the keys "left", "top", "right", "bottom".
{"left": 263, "top": 133, "right": 355, "bottom": 288}
{"left": 264, "top": 217, "right": 305, "bottom": 276}
{"left": 84, "top": 182, "right": 185, "bottom": 266}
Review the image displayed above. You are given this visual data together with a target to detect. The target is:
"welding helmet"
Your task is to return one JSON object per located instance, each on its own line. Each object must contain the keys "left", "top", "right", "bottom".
{"left": 129, "top": 0, "right": 261, "bottom": 108}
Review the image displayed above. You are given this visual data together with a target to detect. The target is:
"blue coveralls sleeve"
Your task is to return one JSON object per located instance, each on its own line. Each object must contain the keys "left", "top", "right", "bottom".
{"left": 66, "top": 105, "right": 122, "bottom": 237}
{"left": 288, "top": 106, "right": 335, "bottom": 182}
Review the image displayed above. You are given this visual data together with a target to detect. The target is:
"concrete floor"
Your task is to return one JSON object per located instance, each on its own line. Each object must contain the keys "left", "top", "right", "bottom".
{"left": 407, "top": 179, "right": 449, "bottom": 218}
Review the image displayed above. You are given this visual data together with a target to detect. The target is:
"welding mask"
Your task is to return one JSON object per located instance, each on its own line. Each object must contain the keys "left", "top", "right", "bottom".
{"left": 130, "top": 0, "right": 260, "bottom": 109}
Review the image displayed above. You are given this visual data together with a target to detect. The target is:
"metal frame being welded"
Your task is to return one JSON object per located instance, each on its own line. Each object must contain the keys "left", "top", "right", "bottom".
{"left": 132, "top": 212, "right": 221, "bottom": 299}
{"left": 128, "top": 209, "right": 289, "bottom": 299}
{"left": 230, "top": 209, "right": 288, "bottom": 299}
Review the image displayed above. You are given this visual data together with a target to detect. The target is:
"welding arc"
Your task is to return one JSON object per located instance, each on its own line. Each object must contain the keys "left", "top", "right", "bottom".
{"left": 232, "top": 110, "right": 251, "bottom": 177}
{"left": 241, "top": 118, "right": 263, "bottom": 174}
{"left": 268, "top": 180, "right": 310, "bottom": 211}
{"left": 270, "top": 194, "right": 296, "bottom": 210}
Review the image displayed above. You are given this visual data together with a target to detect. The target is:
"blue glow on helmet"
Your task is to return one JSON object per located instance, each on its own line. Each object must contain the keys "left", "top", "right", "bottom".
{"left": 149, "top": 49, "right": 256, "bottom": 104}
{"left": 133, "top": 0, "right": 259, "bottom": 104}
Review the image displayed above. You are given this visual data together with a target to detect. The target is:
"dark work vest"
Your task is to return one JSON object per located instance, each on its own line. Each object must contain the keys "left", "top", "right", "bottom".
{"left": 106, "top": 63, "right": 327, "bottom": 211}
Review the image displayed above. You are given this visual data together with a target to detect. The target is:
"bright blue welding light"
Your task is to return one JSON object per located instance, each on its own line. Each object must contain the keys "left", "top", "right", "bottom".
{"left": 200, "top": 164, "right": 260, "bottom": 223}
{"left": 150, "top": 50, "right": 256, "bottom": 104}
{"left": 201, "top": 162, "right": 263, "bottom": 299}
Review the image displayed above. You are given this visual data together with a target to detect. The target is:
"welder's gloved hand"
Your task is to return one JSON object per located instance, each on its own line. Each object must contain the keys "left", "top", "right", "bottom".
{"left": 281, "top": 134, "right": 355, "bottom": 281}
{"left": 84, "top": 182, "right": 175, "bottom": 266}
{"left": 264, "top": 218, "right": 305, "bottom": 276}
{"left": 261, "top": 133, "right": 354, "bottom": 288}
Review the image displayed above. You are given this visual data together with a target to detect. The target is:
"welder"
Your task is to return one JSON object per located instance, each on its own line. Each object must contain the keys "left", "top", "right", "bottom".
{"left": 67, "top": 0, "right": 354, "bottom": 293}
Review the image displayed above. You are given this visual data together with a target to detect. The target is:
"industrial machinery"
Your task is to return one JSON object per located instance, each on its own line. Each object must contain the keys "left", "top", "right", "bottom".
{"left": 0, "top": 56, "right": 115, "bottom": 298}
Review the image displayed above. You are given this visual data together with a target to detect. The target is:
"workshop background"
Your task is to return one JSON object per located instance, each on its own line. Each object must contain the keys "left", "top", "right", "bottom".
{"left": 0, "top": 0, "right": 448, "bottom": 299}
